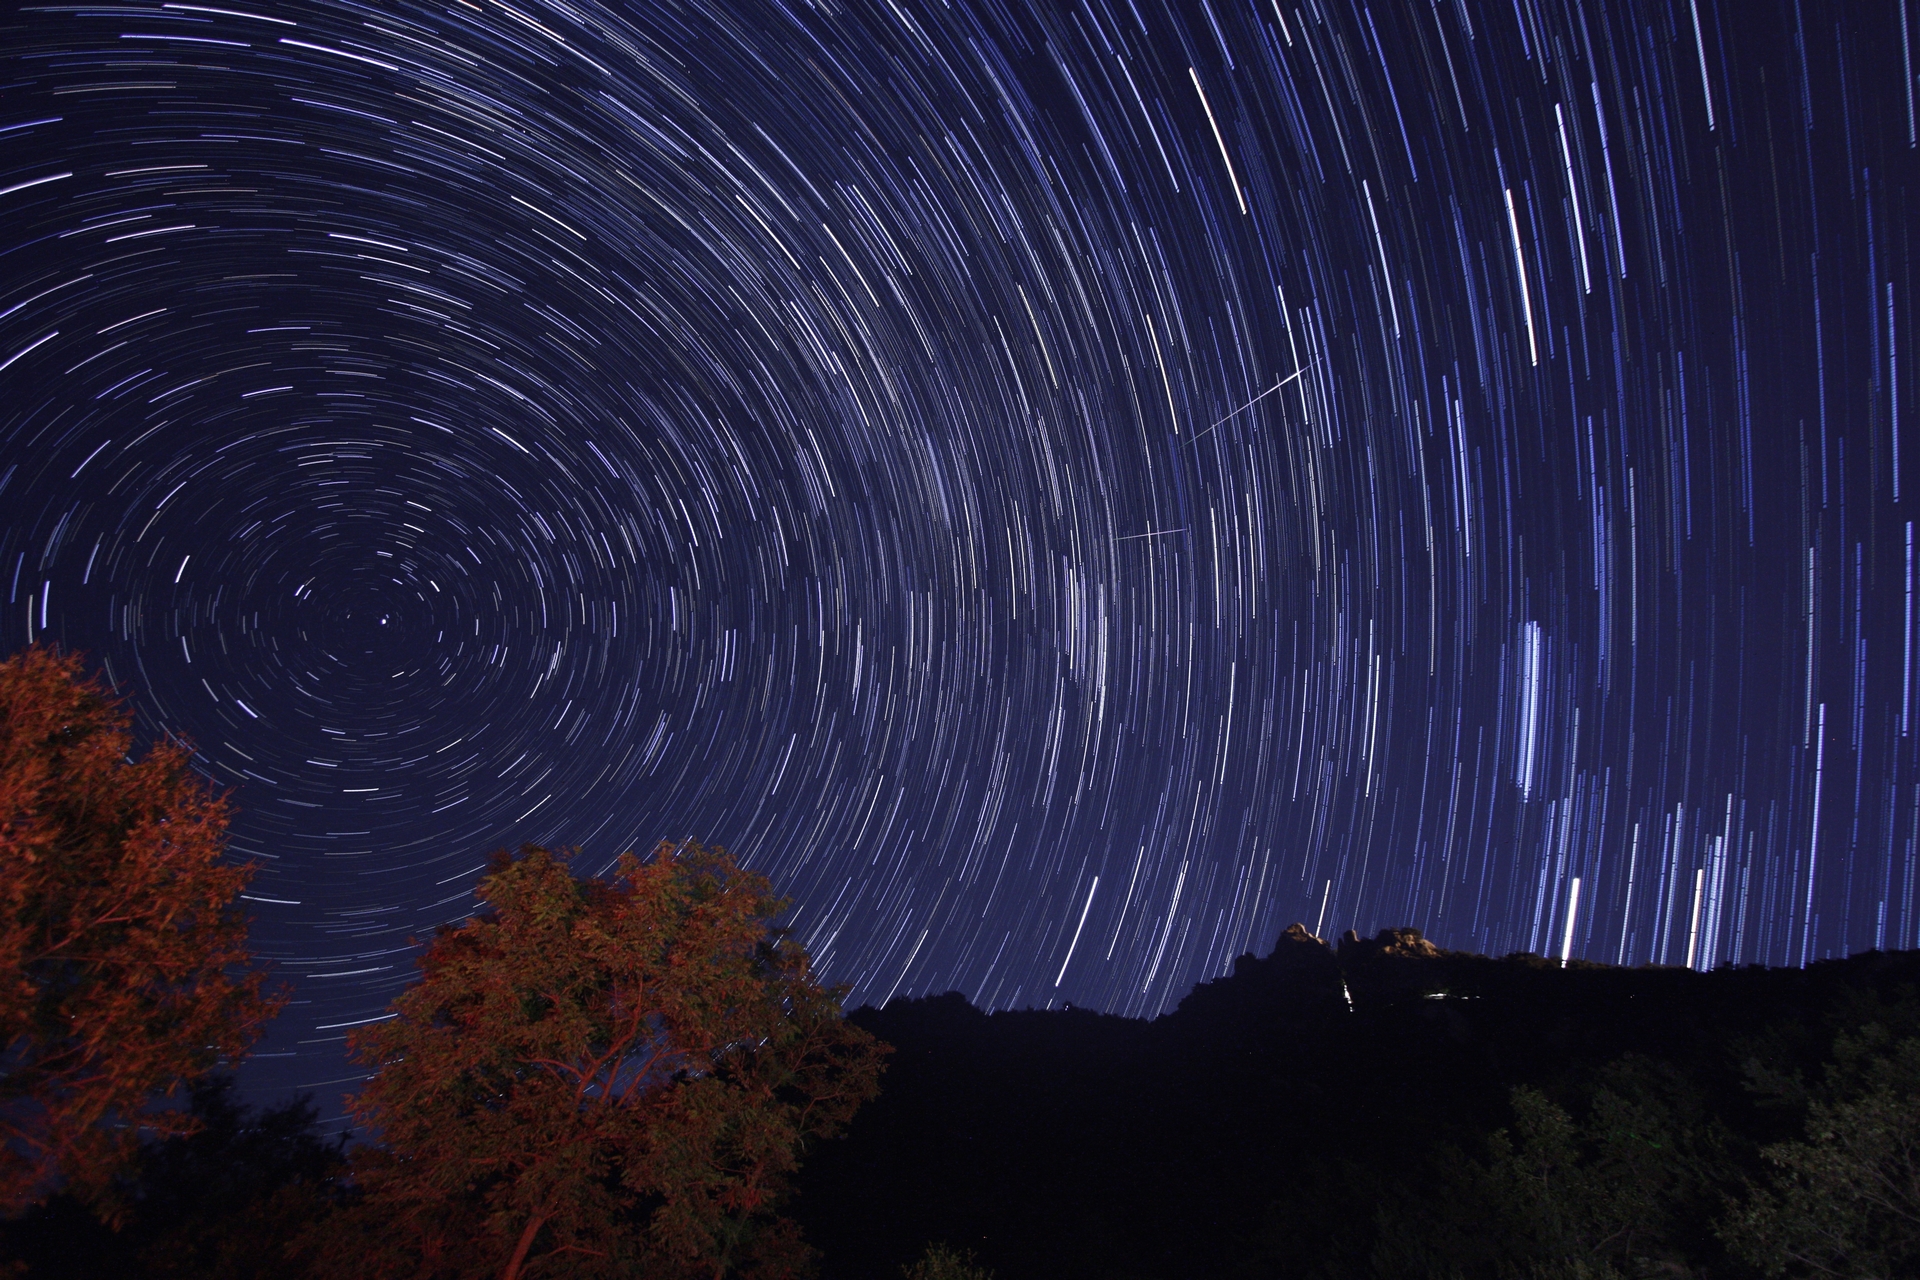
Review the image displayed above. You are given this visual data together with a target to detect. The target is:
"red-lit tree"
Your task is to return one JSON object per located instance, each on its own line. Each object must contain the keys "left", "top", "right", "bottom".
{"left": 321, "top": 841, "right": 887, "bottom": 1280}
{"left": 0, "top": 645, "right": 280, "bottom": 1214}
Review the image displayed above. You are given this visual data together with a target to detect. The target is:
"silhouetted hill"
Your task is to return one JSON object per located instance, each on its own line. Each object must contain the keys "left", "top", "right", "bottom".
{"left": 791, "top": 927, "right": 1920, "bottom": 1280}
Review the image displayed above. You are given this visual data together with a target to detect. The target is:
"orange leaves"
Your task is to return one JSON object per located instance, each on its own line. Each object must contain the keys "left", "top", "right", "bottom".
{"left": 321, "top": 841, "right": 887, "bottom": 1280}
{"left": 0, "top": 645, "right": 281, "bottom": 1215}
{"left": 0, "top": 647, "right": 887, "bottom": 1274}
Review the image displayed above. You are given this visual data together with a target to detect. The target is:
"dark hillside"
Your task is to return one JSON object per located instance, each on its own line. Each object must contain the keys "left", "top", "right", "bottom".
{"left": 791, "top": 928, "right": 1920, "bottom": 1280}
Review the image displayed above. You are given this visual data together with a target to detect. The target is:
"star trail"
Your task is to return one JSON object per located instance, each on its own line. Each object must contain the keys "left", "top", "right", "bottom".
{"left": 1, "top": 0, "right": 1916, "bottom": 1121}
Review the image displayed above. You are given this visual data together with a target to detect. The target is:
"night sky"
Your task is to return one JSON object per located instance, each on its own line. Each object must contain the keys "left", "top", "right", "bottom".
{"left": 1, "top": 0, "right": 1916, "bottom": 1124}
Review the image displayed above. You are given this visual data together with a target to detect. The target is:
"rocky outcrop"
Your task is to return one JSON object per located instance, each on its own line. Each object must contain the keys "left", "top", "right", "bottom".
{"left": 1337, "top": 926, "right": 1447, "bottom": 962}
{"left": 1276, "top": 920, "right": 1329, "bottom": 950}
{"left": 1225, "top": 921, "right": 1341, "bottom": 983}
{"left": 1334, "top": 926, "right": 1464, "bottom": 1004}
{"left": 1172, "top": 923, "right": 1345, "bottom": 1025}
{"left": 1174, "top": 924, "right": 1468, "bottom": 1024}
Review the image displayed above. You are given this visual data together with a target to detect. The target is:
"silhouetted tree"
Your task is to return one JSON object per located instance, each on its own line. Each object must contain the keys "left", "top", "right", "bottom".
{"left": 1364, "top": 1058, "right": 1734, "bottom": 1279}
{"left": 903, "top": 1242, "right": 996, "bottom": 1280}
{"left": 1722, "top": 1025, "right": 1920, "bottom": 1278}
{"left": 128, "top": 1076, "right": 348, "bottom": 1279}
{"left": 310, "top": 841, "right": 887, "bottom": 1280}
{"left": 0, "top": 1076, "right": 349, "bottom": 1279}
{"left": 0, "top": 645, "right": 280, "bottom": 1214}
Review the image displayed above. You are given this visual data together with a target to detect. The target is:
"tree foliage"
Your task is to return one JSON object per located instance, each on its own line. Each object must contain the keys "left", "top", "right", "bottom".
{"left": 1359, "top": 1057, "right": 1735, "bottom": 1280}
{"left": 0, "top": 1076, "right": 348, "bottom": 1279}
{"left": 0, "top": 645, "right": 280, "bottom": 1214}
{"left": 901, "top": 1242, "right": 995, "bottom": 1280}
{"left": 317, "top": 841, "right": 888, "bottom": 1280}
{"left": 126, "top": 1076, "right": 349, "bottom": 1280}
{"left": 1722, "top": 1025, "right": 1920, "bottom": 1279}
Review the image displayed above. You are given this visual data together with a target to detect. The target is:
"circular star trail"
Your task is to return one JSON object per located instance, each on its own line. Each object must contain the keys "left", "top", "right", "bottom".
{"left": 1, "top": 0, "right": 1916, "bottom": 1118}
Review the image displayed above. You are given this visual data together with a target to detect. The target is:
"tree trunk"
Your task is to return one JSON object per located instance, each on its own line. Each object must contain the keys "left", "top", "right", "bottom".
{"left": 502, "top": 1210, "right": 549, "bottom": 1280}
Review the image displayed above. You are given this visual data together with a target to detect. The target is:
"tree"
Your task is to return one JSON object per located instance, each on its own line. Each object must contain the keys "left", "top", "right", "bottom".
{"left": 0, "top": 645, "right": 280, "bottom": 1214}
{"left": 1366, "top": 1057, "right": 1735, "bottom": 1279}
{"left": 1488, "top": 1063, "right": 1738, "bottom": 1277}
{"left": 0, "top": 1076, "right": 348, "bottom": 1279}
{"left": 901, "top": 1243, "right": 994, "bottom": 1280}
{"left": 126, "top": 1076, "right": 349, "bottom": 1280}
{"left": 319, "top": 842, "right": 888, "bottom": 1280}
{"left": 1722, "top": 1026, "right": 1920, "bottom": 1278}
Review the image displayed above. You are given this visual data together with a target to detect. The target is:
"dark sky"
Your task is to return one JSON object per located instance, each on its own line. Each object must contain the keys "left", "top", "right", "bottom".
{"left": 1, "top": 0, "right": 1915, "bottom": 1127}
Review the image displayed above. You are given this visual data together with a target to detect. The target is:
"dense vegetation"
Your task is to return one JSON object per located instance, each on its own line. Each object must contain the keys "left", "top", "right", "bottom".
{"left": 0, "top": 647, "right": 885, "bottom": 1278}
{"left": 3, "top": 646, "right": 1916, "bottom": 1277}
{"left": 6, "top": 925, "right": 1916, "bottom": 1278}
{"left": 791, "top": 928, "right": 1920, "bottom": 1280}
{"left": 0, "top": 646, "right": 279, "bottom": 1215}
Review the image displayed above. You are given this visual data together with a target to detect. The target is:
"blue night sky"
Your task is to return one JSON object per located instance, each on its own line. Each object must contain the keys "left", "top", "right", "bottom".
{"left": 1, "top": 0, "right": 1915, "bottom": 1125}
